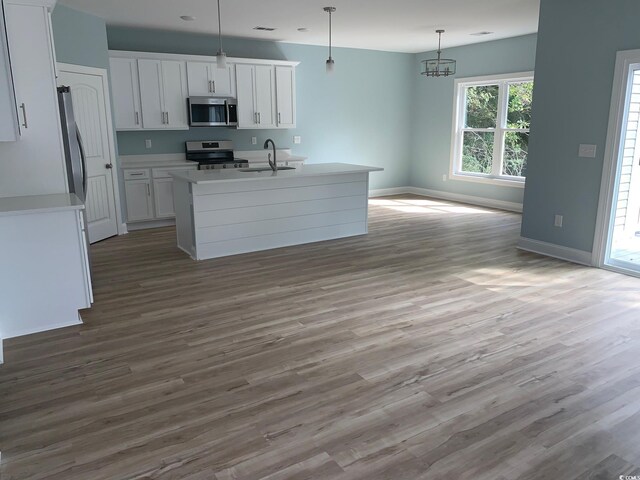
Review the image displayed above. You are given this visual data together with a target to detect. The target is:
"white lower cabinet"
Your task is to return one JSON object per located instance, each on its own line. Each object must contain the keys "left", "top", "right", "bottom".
{"left": 123, "top": 166, "right": 197, "bottom": 225}
{"left": 153, "top": 177, "right": 176, "bottom": 218}
{"left": 124, "top": 177, "right": 154, "bottom": 222}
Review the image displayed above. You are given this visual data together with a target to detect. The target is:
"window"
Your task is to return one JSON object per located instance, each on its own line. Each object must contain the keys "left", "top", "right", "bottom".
{"left": 450, "top": 72, "right": 534, "bottom": 186}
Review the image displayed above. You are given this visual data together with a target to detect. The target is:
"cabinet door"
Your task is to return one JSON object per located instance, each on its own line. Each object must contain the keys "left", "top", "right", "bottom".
{"left": 109, "top": 57, "right": 142, "bottom": 130}
{"left": 0, "top": 1, "right": 18, "bottom": 142}
{"left": 254, "top": 65, "right": 276, "bottom": 128}
{"left": 0, "top": 3, "right": 67, "bottom": 196}
{"left": 124, "top": 179, "right": 154, "bottom": 222}
{"left": 153, "top": 177, "right": 175, "bottom": 218}
{"left": 161, "top": 60, "right": 188, "bottom": 129}
{"left": 138, "top": 59, "right": 165, "bottom": 129}
{"left": 186, "top": 61, "right": 211, "bottom": 96}
{"left": 236, "top": 64, "right": 256, "bottom": 129}
{"left": 275, "top": 66, "right": 295, "bottom": 128}
{"left": 211, "top": 64, "right": 235, "bottom": 97}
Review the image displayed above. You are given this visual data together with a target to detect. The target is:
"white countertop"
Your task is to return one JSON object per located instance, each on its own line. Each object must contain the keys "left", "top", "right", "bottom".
{"left": 120, "top": 154, "right": 195, "bottom": 169}
{"left": 0, "top": 193, "right": 84, "bottom": 217}
{"left": 170, "top": 163, "right": 383, "bottom": 184}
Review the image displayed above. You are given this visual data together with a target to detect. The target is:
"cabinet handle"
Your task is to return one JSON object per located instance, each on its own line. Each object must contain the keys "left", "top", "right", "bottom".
{"left": 166, "top": 112, "right": 169, "bottom": 124}
{"left": 161, "top": 112, "right": 165, "bottom": 124}
{"left": 254, "top": 112, "right": 258, "bottom": 124}
{"left": 208, "top": 80, "right": 212, "bottom": 93}
{"left": 258, "top": 112, "right": 261, "bottom": 124}
{"left": 19, "top": 103, "right": 28, "bottom": 129}
{"left": 129, "top": 172, "right": 144, "bottom": 176}
{"left": 146, "top": 183, "right": 150, "bottom": 196}
{"left": 278, "top": 112, "right": 281, "bottom": 124}
{"left": 135, "top": 111, "right": 140, "bottom": 125}
{"left": 212, "top": 80, "right": 215, "bottom": 93}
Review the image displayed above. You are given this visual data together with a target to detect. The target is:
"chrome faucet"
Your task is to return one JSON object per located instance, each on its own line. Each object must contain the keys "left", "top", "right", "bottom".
{"left": 264, "top": 138, "right": 277, "bottom": 172}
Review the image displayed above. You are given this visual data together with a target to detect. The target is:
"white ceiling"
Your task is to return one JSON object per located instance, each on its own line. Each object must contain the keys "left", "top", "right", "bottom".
{"left": 58, "top": 0, "right": 540, "bottom": 54}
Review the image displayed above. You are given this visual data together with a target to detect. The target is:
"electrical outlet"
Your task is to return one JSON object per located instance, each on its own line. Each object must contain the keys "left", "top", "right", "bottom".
{"left": 145, "top": 139, "right": 152, "bottom": 149}
{"left": 442, "top": 174, "right": 447, "bottom": 182}
{"left": 293, "top": 136, "right": 302, "bottom": 144}
{"left": 554, "top": 214, "right": 563, "bottom": 228}
{"left": 251, "top": 137, "right": 257, "bottom": 145}
{"left": 578, "top": 144, "right": 597, "bottom": 158}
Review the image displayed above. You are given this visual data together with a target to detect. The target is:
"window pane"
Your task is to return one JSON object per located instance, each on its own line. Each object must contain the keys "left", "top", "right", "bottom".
{"left": 507, "top": 82, "right": 534, "bottom": 129}
{"left": 502, "top": 132, "right": 529, "bottom": 177}
{"left": 464, "top": 85, "right": 499, "bottom": 128}
{"left": 462, "top": 131, "right": 494, "bottom": 174}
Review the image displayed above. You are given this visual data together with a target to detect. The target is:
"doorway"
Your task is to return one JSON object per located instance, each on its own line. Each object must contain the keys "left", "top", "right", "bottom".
{"left": 595, "top": 49, "right": 640, "bottom": 277}
{"left": 57, "top": 63, "right": 123, "bottom": 243}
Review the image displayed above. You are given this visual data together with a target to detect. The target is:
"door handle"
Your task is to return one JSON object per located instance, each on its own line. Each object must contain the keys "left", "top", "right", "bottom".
{"left": 105, "top": 163, "right": 113, "bottom": 169}
{"left": 19, "top": 103, "right": 28, "bottom": 129}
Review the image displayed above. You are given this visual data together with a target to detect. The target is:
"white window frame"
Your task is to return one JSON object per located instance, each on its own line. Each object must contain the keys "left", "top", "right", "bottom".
{"left": 450, "top": 71, "right": 534, "bottom": 188}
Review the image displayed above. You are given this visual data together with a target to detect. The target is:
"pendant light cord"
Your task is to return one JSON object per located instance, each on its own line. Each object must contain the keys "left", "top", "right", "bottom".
{"left": 328, "top": 9, "right": 332, "bottom": 59}
{"left": 217, "top": 0, "right": 223, "bottom": 53}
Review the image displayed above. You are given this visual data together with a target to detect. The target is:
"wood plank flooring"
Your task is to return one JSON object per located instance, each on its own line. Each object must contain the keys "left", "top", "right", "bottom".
{"left": 1, "top": 195, "right": 640, "bottom": 479}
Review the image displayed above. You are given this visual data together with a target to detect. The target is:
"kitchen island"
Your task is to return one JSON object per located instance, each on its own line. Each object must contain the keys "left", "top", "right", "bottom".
{"left": 170, "top": 163, "right": 383, "bottom": 260}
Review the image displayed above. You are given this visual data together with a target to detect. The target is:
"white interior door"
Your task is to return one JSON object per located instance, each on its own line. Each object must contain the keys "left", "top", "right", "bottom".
{"left": 58, "top": 68, "right": 119, "bottom": 243}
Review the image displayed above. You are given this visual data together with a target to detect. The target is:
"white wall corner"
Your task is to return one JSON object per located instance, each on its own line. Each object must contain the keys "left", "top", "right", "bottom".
{"left": 517, "top": 236, "right": 594, "bottom": 266}
{"left": 118, "top": 223, "right": 129, "bottom": 235}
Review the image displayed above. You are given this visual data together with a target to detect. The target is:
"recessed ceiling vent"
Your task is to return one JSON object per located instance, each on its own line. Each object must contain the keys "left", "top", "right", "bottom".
{"left": 253, "top": 26, "right": 277, "bottom": 31}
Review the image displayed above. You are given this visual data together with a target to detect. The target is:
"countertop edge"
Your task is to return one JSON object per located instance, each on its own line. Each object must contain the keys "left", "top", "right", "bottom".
{"left": 0, "top": 193, "right": 85, "bottom": 217}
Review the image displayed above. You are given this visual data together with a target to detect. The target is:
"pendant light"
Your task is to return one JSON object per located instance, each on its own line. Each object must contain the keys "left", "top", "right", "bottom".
{"left": 215, "top": 0, "right": 227, "bottom": 69}
{"left": 324, "top": 7, "right": 336, "bottom": 73}
{"left": 421, "top": 30, "right": 456, "bottom": 77}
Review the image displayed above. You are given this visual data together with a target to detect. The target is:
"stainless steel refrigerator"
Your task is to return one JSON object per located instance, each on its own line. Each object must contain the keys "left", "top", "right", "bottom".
{"left": 58, "top": 86, "right": 92, "bottom": 270}
{"left": 57, "top": 85, "right": 87, "bottom": 202}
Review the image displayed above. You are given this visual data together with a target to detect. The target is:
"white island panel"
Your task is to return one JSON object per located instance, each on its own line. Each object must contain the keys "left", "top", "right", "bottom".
{"left": 171, "top": 163, "right": 382, "bottom": 260}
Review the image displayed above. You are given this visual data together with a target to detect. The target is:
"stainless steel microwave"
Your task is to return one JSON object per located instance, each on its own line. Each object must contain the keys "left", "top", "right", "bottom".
{"left": 188, "top": 97, "right": 238, "bottom": 127}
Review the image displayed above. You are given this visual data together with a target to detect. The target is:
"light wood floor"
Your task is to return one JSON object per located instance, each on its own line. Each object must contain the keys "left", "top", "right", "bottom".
{"left": 2, "top": 195, "right": 640, "bottom": 480}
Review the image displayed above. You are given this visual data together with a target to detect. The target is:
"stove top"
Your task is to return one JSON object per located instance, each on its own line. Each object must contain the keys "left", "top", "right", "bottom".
{"left": 185, "top": 141, "right": 248, "bottom": 170}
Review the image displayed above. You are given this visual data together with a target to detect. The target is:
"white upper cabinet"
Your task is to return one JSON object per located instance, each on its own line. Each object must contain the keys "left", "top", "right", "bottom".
{"left": 275, "top": 66, "right": 296, "bottom": 128}
{"left": 109, "top": 51, "right": 298, "bottom": 132}
{"left": 138, "top": 59, "right": 188, "bottom": 130}
{"left": 236, "top": 64, "right": 277, "bottom": 129}
{"left": 0, "top": 1, "right": 18, "bottom": 142}
{"left": 0, "top": 0, "right": 67, "bottom": 196}
{"left": 254, "top": 65, "right": 276, "bottom": 128}
{"left": 186, "top": 61, "right": 235, "bottom": 97}
{"left": 236, "top": 64, "right": 257, "bottom": 128}
{"left": 109, "top": 57, "right": 142, "bottom": 130}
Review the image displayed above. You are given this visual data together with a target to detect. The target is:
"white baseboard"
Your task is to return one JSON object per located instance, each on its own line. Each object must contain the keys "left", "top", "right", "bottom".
{"left": 127, "top": 219, "right": 175, "bottom": 231}
{"left": 517, "top": 236, "right": 593, "bottom": 266}
{"left": 369, "top": 186, "right": 523, "bottom": 213}
{"left": 369, "top": 187, "right": 411, "bottom": 197}
{"left": 118, "top": 223, "right": 129, "bottom": 235}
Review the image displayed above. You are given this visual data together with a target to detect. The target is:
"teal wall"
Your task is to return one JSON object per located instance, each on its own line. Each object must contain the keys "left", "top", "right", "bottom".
{"left": 410, "top": 34, "right": 538, "bottom": 204}
{"left": 107, "top": 27, "right": 414, "bottom": 190}
{"left": 521, "top": 0, "right": 640, "bottom": 252}
{"left": 51, "top": 5, "right": 109, "bottom": 69}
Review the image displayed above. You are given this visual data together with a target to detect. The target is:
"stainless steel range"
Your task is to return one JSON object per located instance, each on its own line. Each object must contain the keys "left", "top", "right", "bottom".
{"left": 185, "top": 141, "right": 248, "bottom": 170}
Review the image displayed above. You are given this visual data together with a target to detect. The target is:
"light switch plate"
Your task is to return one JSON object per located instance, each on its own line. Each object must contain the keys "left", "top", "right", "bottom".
{"left": 293, "top": 136, "right": 302, "bottom": 144}
{"left": 578, "top": 144, "right": 597, "bottom": 158}
{"left": 554, "top": 214, "right": 563, "bottom": 228}
{"left": 145, "top": 139, "right": 152, "bottom": 149}
{"left": 251, "top": 137, "right": 257, "bottom": 145}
